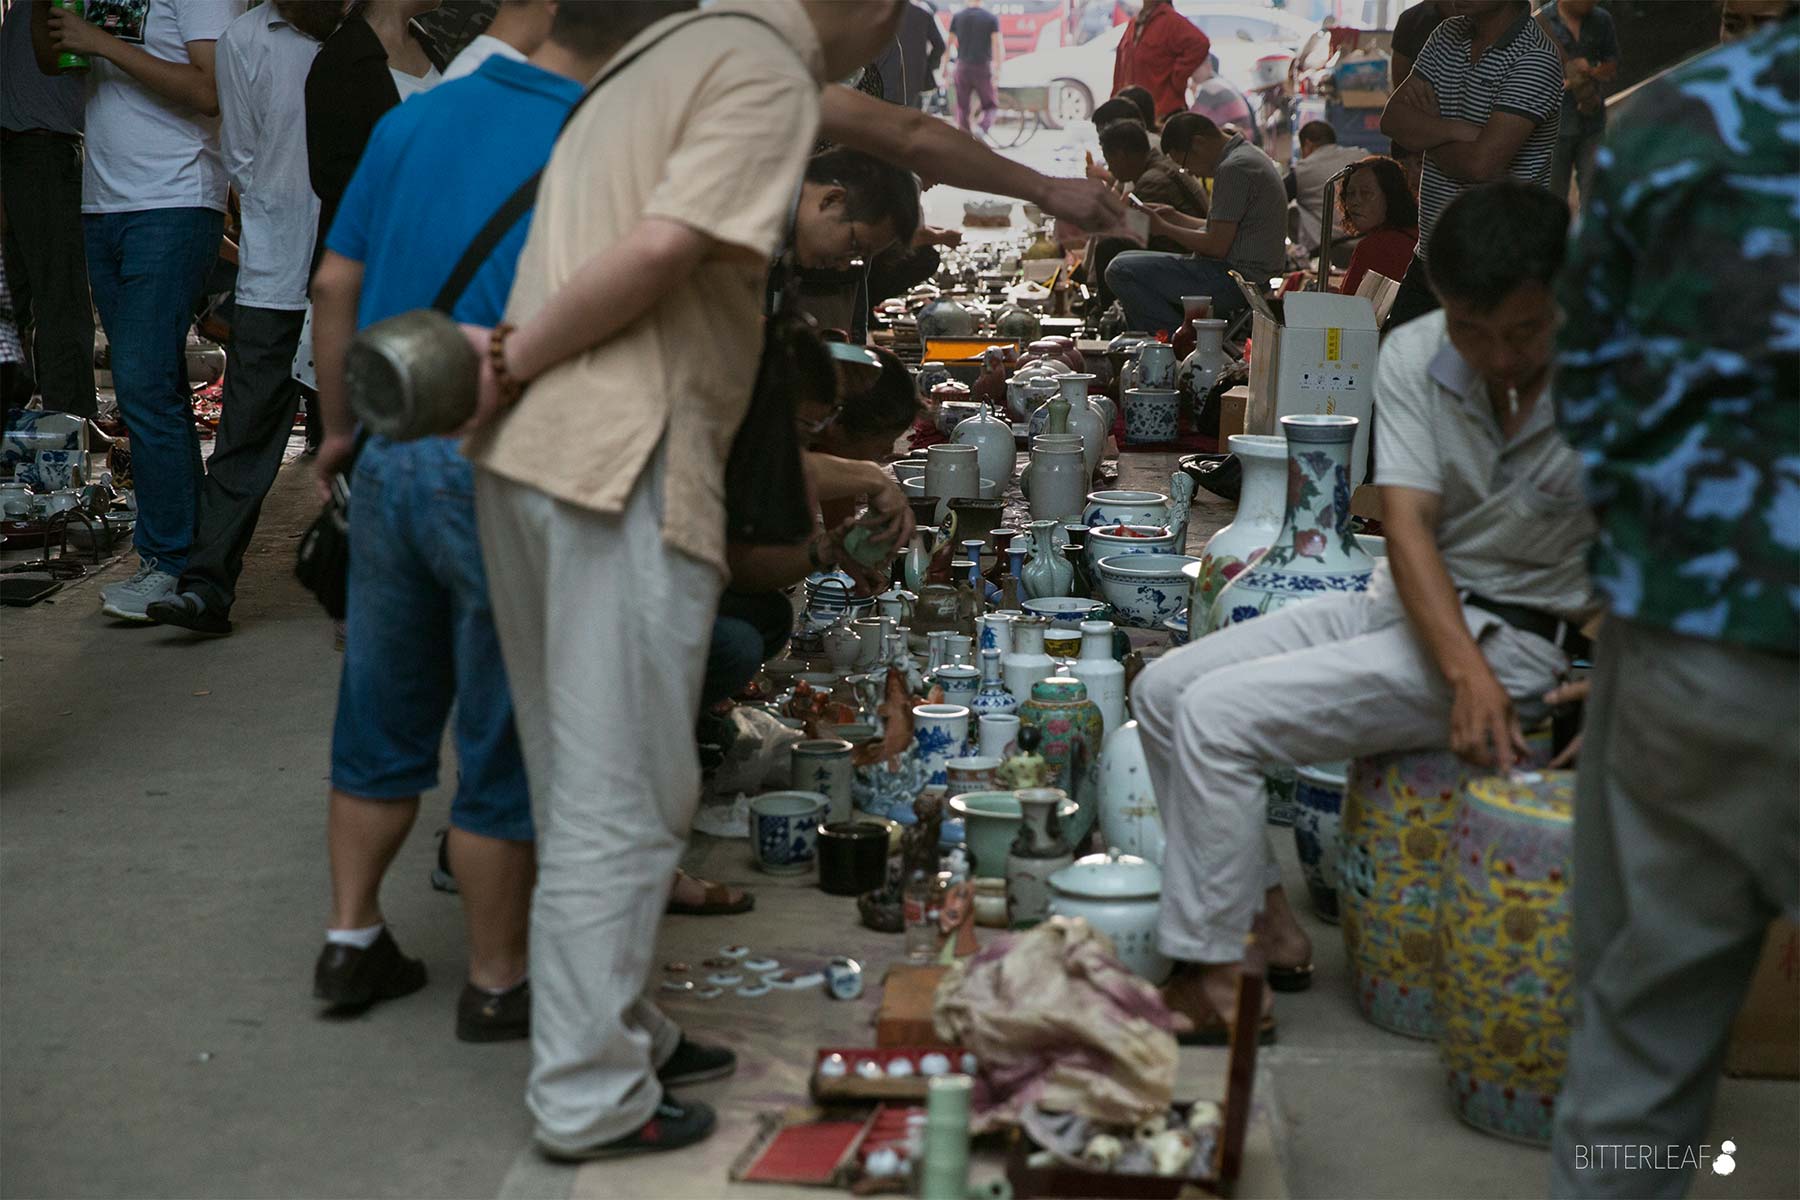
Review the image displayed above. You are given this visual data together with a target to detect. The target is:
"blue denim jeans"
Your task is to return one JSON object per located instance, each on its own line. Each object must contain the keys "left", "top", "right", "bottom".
{"left": 84, "top": 208, "right": 224, "bottom": 574}
{"left": 331, "top": 436, "right": 532, "bottom": 842}
{"left": 1105, "top": 251, "right": 1247, "bottom": 336}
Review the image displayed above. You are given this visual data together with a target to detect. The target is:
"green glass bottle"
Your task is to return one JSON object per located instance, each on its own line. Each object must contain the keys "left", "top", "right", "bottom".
{"left": 51, "top": 0, "right": 90, "bottom": 73}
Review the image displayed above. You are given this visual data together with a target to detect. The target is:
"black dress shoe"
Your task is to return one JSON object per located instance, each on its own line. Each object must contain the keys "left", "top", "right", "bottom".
{"left": 313, "top": 927, "right": 427, "bottom": 1011}
{"left": 536, "top": 1099, "right": 717, "bottom": 1162}
{"left": 457, "top": 978, "right": 530, "bottom": 1042}
{"left": 657, "top": 1036, "right": 736, "bottom": 1086}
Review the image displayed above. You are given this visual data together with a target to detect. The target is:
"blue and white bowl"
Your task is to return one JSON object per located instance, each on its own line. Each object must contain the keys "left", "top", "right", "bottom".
{"left": 1020, "top": 596, "right": 1108, "bottom": 629}
{"left": 1084, "top": 523, "right": 1178, "bottom": 575}
{"left": 748, "top": 791, "right": 829, "bottom": 875}
{"left": 1094, "top": 553, "right": 1201, "bottom": 628}
{"left": 1162, "top": 611, "right": 1189, "bottom": 645}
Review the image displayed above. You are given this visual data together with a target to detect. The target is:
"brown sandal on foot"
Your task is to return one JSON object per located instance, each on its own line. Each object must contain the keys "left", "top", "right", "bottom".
{"left": 665, "top": 875, "right": 755, "bottom": 917}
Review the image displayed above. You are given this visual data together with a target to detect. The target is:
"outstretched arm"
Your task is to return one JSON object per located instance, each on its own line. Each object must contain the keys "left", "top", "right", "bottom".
{"left": 819, "top": 83, "right": 1124, "bottom": 229}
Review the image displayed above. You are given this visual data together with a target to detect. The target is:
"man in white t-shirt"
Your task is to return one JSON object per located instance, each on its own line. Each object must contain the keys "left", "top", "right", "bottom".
{"left": 441, "top": 0, "right": 551, "bottom": 82}
{"left": 147, "top": 0, "right": 319, "bottom": 637}
{"left": 35, "top": 0, "right": 244, "bottom": 620}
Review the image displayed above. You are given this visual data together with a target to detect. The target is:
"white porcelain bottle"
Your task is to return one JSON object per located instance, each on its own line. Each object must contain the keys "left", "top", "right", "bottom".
{"left": 1075, "top": 619, "right": 1126, "bottom": 737}
{"left": 1002, "top": 616, "right": 1055, "bottom": 702}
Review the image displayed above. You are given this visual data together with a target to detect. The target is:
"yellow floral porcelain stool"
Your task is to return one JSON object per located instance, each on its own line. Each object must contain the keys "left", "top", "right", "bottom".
{"left": 1432, "top": 770, "right": 1575, "bottom": 1145}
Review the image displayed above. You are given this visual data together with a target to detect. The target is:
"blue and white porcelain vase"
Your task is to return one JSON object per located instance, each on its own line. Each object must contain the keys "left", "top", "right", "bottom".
{"left": 971, "top": 648, "right": 1018, "bottom": 717}
{"left": 1210, "top": 414, "right": 1375, "bottom": 630}
{"left": 911, "top": 703, "right": 971, "bottom": 789}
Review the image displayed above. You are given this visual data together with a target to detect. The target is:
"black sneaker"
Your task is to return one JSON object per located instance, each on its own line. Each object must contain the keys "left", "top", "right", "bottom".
{"left": 145, "top": 590, "right": 232, "bottom": 637}
{"left": 312, "top": 927, "right": 427, "bottom": 1011}
{"left": 431, "top": 828, "right": 459, "bottom": 894}
{"left": 536, "top": 1098, "right": 716, "bottom": 1162}
{"left": 456, "top": 977, "right": 530, "bottom": 1042}
{"left": 657, "top": 1036, "right": 736, "bottom": 1086}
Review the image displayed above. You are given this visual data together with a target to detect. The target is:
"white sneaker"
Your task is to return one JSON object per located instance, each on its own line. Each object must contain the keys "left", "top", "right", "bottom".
{"left": 101, "top": 567, "right": 179, "bottom": 622}
{"left": 98, "top": 557, "right": 156, "bottom": 606}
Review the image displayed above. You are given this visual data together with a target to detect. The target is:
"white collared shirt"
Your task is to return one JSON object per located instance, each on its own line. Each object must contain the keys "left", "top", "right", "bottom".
{"left": 216, "top": 2, "right": 320, "bottom": 309}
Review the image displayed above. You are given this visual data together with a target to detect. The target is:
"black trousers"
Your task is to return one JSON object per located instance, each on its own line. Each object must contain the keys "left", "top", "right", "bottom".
{"left": 0, "top": 132, "right": 96, "bottom": 417}
{"left": 179, "top": 305, "right": 305, "bottom": 611}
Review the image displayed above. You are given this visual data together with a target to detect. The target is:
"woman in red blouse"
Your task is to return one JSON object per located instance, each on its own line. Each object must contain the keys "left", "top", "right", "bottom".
{"left": 1337, "top": 156, "right": 1418, "bottom": 296}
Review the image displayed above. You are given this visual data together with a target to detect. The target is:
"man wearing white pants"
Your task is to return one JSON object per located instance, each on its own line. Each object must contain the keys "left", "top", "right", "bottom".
{"left": 1134, "top": 183, "right": 1596, "bottom": 1040}
{"left": 462, "top": 0, "right": 910, "bottom": 1162}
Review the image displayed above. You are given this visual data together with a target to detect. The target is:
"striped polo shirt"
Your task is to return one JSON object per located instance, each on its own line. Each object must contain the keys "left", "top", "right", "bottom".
{"left": 1412, "top": 11, "right": 1563, "bottom": 257}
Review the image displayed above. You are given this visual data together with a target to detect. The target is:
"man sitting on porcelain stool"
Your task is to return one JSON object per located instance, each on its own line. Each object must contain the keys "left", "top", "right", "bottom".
{"left": 1131, "top": 182, "right": 1598, "bottom": 1040}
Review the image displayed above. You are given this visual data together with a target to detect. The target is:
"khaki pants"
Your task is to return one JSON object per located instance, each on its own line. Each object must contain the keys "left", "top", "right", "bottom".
{"left": 1550, "top": 618, "right": 1798, "bottom": 1199}
{"left": 1131, "top": 584, "right": 1565, "bottom": 963}
{"left": 475, "top": 454, "right": 722, "bottom": 1151}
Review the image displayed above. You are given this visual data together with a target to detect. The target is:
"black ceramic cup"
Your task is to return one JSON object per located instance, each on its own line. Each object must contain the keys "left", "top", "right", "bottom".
{"left": 817, "top": 821, "right": 890, "bottom": 896}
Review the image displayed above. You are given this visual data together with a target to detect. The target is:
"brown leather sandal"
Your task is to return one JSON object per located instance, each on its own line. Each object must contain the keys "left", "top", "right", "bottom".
{"left": 665, "top": 874, "right": 755, "bottom": 917}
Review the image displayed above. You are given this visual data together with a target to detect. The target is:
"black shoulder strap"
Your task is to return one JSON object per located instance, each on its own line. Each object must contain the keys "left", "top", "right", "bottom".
{"left": 429, "top": 10, "right": 789, "bottom": 315}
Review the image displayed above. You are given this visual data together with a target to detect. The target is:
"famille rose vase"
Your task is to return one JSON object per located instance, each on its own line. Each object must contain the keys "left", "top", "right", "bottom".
{"left": 1016, "top": 676, "right": 1104, "bottom": 847}
{"left": 1189, "top": 434, "right": 1287, "bottom": 634}
{"left": 1210, "top": 414, "right": 1375, "bottom": 632}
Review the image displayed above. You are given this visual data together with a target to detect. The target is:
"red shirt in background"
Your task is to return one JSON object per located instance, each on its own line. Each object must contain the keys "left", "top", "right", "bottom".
{"left": 1113, "top": 2, "right": 1211, "bottom": 121}
{"left": 1340, "top": 226, "right": 1418, "bottom": 296}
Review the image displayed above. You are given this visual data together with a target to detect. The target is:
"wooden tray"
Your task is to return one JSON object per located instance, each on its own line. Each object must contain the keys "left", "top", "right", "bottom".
{"left": 1005, "top": 952, "right": 1267, "bottom": 1198}
{"left": 810, "top": 1044, "right": 972, "bottom": 1103}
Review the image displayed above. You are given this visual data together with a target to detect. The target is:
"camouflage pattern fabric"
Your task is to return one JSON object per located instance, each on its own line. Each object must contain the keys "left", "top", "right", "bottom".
{"left": 1554, "top": 17, "right": 1800, "bottom": 655}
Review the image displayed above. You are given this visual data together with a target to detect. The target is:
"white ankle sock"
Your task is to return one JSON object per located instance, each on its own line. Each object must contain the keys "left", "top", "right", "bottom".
{"left": 326, "top": 922, "right": 384, "bottom": 949}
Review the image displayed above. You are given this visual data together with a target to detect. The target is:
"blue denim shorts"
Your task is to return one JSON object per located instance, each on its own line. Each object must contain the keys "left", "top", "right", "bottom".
{"left": 330, "top": 436, "right": 533, "bottom": 842}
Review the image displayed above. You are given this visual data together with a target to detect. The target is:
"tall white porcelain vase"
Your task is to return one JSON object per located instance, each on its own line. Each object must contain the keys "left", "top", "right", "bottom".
{"left": 1075, "top": 619, "right": 1126, "bottom": 737}
{"left": 1135, "top": 340, "right": 1177, "bottom": 389}
{"left": 1002, "top": 616, "right": 1055, "bottom": 701}
{"left": 1057, "top": 373, "right": 1106, "bottom": 480}
{"left": 1211, "top": 415, "right": 1376, "bottom": 631}
{"left": 1190, "top": 433, "right": 1288, "bottom": 635}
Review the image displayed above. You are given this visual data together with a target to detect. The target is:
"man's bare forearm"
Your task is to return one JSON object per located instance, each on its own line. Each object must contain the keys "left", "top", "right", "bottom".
{"left": 821, "top": 84, "right": 1049, "bottom": 206}
{"left": 505, "top": 217, "right": 711, "bottom": 383}
{"left": 805, "top": 451, "right": 890, "bottom": 503}
{"left": 310, "top": 258, "right": 362, "bottom": 444}
{"left": 1383, "top": 493, "right": 1488, "bottom": 686}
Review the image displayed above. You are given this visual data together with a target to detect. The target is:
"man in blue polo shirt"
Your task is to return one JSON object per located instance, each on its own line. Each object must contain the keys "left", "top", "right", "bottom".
{"left": 303, "top": 5, "right": 741, "bottom": 1093}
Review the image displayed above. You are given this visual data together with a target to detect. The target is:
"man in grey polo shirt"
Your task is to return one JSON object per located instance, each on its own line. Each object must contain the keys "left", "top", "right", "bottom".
{"left": 1105, "top": 112, "right": 1285, "bottom": 333}
{"left": 1131, "top": 183, "right": 1596, "bottom": 1038}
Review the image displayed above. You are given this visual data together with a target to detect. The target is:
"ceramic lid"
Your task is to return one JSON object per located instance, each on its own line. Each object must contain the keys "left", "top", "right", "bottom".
{"left": 1049, "top": 850, "right": 1162, "bottom": 899}
{"left": 1029, "top": 677, "right": 1089, "bottom": 703}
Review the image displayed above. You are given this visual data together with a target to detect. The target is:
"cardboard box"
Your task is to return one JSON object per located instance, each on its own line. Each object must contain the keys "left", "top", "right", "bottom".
{"left": 1725, "top": 919, "right": 1799, "bottom": 1079}
{"left": 1219, "top": 385, "right": 1250, "bottom": 442}
{"left": 875, "top": 964, "right": 951, "bottom": 1048}
{"left": 1239, "top": 289, "right": 1379, "bottom": 484}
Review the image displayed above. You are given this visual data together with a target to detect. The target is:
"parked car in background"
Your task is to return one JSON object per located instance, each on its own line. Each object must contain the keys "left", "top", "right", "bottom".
{"left": 998, "top": 1, "right": 1316, "bottom": 126}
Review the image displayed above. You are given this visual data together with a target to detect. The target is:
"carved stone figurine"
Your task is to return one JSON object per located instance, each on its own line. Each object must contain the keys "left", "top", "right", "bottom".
{"left": 859, "top": 791, "right": 945, "bottom": 934}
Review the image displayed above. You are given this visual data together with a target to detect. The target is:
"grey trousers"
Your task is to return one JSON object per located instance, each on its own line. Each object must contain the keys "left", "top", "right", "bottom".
{"left": 475, "top": 453, "right": 720, "bottom": 1151}
{"left": 1549, "top": 618, "right": 1798, "bottom": 1199}
{"left": 0, "top": 133, "right": 96, "bottom": 417}
{"left": 1132, "top": 584, "right": 1565, "bottom": 963}
{"left": 180, "top": 305, "right": 306, "bottom": 611}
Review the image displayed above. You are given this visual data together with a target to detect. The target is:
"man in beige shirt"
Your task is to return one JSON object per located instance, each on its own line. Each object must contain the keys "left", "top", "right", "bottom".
{"left": 460, "top": 0, "right": 908, "bottom": 1162}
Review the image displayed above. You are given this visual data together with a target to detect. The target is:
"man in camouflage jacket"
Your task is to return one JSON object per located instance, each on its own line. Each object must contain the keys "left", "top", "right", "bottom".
{"left": 1550, "top": 16, "right": 1798, "bottom": 1198}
